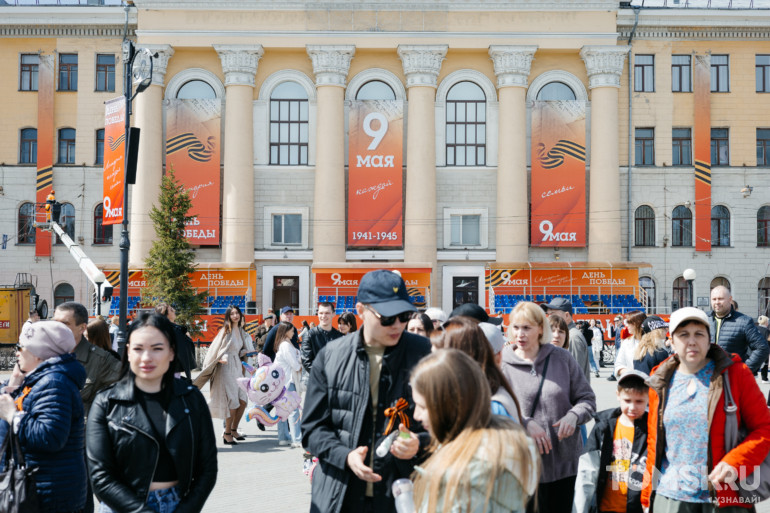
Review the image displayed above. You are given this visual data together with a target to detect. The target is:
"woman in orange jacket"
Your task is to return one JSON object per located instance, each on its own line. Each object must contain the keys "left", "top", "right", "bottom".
{"left": 642, "top": 307, "right": 770, "bottom": 512}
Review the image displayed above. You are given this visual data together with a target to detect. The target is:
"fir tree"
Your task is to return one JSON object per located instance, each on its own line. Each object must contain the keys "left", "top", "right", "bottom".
{"left": 143, "top": 167, "right": 207, "bottom": 337}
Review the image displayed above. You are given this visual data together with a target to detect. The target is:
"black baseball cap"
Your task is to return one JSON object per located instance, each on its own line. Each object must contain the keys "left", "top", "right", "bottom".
{"left": 357, "top": 270, "right": 417, "bottom": 317}
{"left": 280, "top": 306, "right": 294, "bottom": 315}
{"left": 449, "top": 303, "right": 503, "bottom": 326}
{"left": 641, "top": 315, "right": 668, "bottom": 334}
{"left": 543, "top": 297, "right": 573, "bottom": 314}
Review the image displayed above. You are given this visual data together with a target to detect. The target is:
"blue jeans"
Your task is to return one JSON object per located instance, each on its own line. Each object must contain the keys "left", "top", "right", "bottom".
{"left": 99, "top": 486, "right": 181, "bottom": 513}
{"left": 587, "top": 347, "right": 599, "bottom": 372}
{"left": 277, "top": 382, "right": 301, "bottom": 443}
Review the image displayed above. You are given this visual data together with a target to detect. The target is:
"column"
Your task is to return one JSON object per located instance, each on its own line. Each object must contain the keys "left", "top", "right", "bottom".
{"left": 307, "top": 45, "right": 355, "bottom": 263}
{"left": 398, "top": 45, "right": 447, "bottom": 268}
{"left": 129, "top": 45, "right": 173, "bottom": 267}
{"left": 215, "top": 45, "right": 263, "bottom": 265}
{"left": 580, "top": 45, "right": 630, "bottom": 263}
{"left": 489, "top": 45, "right": 537, "bottom": 263}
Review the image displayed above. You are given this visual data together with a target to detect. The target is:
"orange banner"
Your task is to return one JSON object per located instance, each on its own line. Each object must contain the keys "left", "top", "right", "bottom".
{"left": 530, "top": 101, "right": 587, "bottom": 247}
{"left": 314, "top": 268, "right": 431, "bottom": 289}
{"left": 105, "top": 268, "right": 257, "bottom": 300}
{"left": 694, "top": 55, "right": 712, "bottom": 252}
{"left": 165, "top": 99, "right": 221, "bottom": 245}
{"left": 487, "top": 268, "right": 639, "bottom": 291}
{"left": 35, "top": 54, "right": 55, "bottom": 257}
{"left": 102, "top": 97, "right": 126, "bottom": 225}
{"left": 347, "top": 101, "right": 403, "bottom": 247}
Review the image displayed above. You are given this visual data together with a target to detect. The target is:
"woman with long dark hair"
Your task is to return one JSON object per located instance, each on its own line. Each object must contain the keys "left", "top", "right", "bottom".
{"left": 337, "top": 311, "right": 357, "bottom": 335}
{"left": 87, "top": 313, "right": 217, "bottom": 513}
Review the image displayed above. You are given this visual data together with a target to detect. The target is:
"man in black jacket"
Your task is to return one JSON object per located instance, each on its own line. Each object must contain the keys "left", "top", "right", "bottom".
{"left": 709, "top": 285, "right": 768, "bottom": 373}
{"left": 302, "top": 270, "right": 431, "bottom": 513}
{"left": 300, "top": 301, "right": 342, "bottom": 375}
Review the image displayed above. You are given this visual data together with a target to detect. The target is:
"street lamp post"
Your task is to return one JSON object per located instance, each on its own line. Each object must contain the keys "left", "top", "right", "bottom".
{"left": 683, "top": 268, "right": 697, "bottom": 308}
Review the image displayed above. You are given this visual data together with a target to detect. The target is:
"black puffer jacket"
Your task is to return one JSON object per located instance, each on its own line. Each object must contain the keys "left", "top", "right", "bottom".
{"left": 300, "top": 325, "right": 343, "bottom": 373}
{"left": 709, "top": 307, "right": 768, "bottom": 373}
{"left": 86, "top": 375, "right": 218, "bottom": 513}
{"left": 301, "top": 329, "right": 431, "bottom": 513}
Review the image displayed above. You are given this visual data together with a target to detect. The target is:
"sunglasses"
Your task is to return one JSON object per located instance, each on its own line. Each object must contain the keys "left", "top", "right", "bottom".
{"left": 364, "top": 305, "right": 411, "bottom": 327}
{"left": 15, "top": 344, "right": 24, "bottom": 352}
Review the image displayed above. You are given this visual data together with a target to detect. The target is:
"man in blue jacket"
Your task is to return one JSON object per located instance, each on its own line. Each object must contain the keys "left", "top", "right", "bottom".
{"left": 709, "top": 285, "right": 768, "bottom": 373}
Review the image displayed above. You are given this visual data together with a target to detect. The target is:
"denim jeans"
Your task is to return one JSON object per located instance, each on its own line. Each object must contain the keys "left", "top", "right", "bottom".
{"left": 277, "top": 382, "right": 301, "bottom": 443}
{"left": 587, "top": 348, "right": 599, "bottom": 373}
{"left": 99, "top": 486, "right": 181, "bottom": 513}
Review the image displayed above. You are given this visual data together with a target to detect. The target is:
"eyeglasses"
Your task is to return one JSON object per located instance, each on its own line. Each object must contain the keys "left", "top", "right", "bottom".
{"left": 364, "top": 305, "right": 411, "bottom": 327}
{"left": 15, "top": 344, "right": 24, "bottom": 352}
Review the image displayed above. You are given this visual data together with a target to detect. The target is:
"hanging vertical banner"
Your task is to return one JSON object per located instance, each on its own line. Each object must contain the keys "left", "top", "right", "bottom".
{"left": 102, "top": 97, "right": 126, "bottom": 225}
{"left": 35, "top": 54, "right": 55, "bottom": 257}
{"left": 165, "top": 99, "right": 221, "bottom": 245}
{"left": 347, "top": 100, "right": 404, "bottom": 247}
{"left": 530, "top": 101, "right": 587, "bottom": 247}
{"left": 694, "top": 54, "right": 712, "bottom": 252}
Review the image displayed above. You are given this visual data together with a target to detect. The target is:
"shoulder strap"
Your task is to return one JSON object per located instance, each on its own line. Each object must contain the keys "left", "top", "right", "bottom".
{"left": 529, "top": 354, "right": 551, "bottom": 418}
{"left": 723, "top": 368, "right": 737, "bottom": 414}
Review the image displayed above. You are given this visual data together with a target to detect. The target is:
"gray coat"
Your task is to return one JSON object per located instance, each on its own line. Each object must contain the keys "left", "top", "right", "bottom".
{"left": 500, "top": 343, "right": 596, "bottom": 483}
{"left": 568, "top": 321, "right": 591, "bottom": 383}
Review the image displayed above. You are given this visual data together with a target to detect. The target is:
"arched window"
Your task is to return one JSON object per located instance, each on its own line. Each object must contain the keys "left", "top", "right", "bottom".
{"left": 759, "top": 277, "right": 770, "bottom": 317}
{"left": 640, "top": 276, "right": 656, "bottom": 313}
{"left": 355, "top": 80, "right": 395, "bottom": 100}
{"left": 176, "top": 79, "right": 216, "bottom": 99}
{"left": 711, "top": 205, "right": 730, "bottom": 247}
{"left": 94, "top": 204, "right": 112, "bottom": 245}
{"left": 634, "top": 205, "right": 655, "bottom": 246}
{"left": 446, "top": 81, "right": 486, "bottom": 166}
{"left": 672, "top": 205, "right": 692, "bottom": 247}
{"left": 710, "top": 276, "right": 731, "bottom": 291}
{"left": 758, "top": 206, "right": 770, "bottom": 247}
{"left": 672, "top": 276, "right": 692, "bottom": 310}
{"left": 55, "top": 203, "right": 75, "bottom": 245}
{"left": 54, "top": 283, "right": 74, "bottom": 308}
{"left": 20, "top": 128, "right": 37, "bottom": 164}
{"left": 18, "top": 202, "right": 36, "bottom": 245}
{"left": 58, "top": 128, "right": 76, "bottom": 164}
{"left": 270, "top": 81, "right": 309, "bottom": 166}
{"left": 536, "top": 81, "right": 577, "bottom": 101}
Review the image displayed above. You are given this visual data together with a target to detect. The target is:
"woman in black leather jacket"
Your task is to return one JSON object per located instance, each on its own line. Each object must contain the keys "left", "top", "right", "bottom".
{"left": 86, "top": 314, "right": 217, "bottom": 513}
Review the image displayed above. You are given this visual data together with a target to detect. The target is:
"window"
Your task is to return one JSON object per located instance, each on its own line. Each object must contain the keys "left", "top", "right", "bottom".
{"left": 95, "top": 129, "right": 105, "bottom": 165}
{"left": 759, "top": 277, "right": 770, "bottom": 317}
{"left": 634, "top": 205, "right": 655, "bottom": 246}
{"left": 711, "top": 128, "right": 729, "bottom": 166}
{"left": 17, "top": 203, "right": 36, "bottom": 245}
{"left": 58, "top": 54, "right": 77, "bottom": 91}
{"left": 450, "top": 215, "right": 481, "bottom": 246}
{"left": 176, "top": 79, "right": 216, "bottom": 99}
{"left": 93, "top": 204, "right": 112, "bottom": 245}
{"left": 95, "top": 54, "right": 115, "bottom": 92}
{"left": 634, "top": 55, "right": 654, "bottom": 92}
{"left": 58, "top": 128, "right": 76, "bottom": 164}
{"left": 672, "top": 55, "right": 691, "bottom": 92}
{"left": 672, "top": 277, "right": 692, "bottom": 310}
{"left": 20, "top": 128, "right": 37, "bottom": 164}
{"left": 758, "top": 206, "right": 770, "bottom": 247}
{"left": 269, "top": 81, "right": 309, "bottom": 166}
{"left": 640, "top": 277, "right": 656, "bottom": 313}
{"left": 672, "top": 205, "right": 692, "bottom": 247}
{"left": 20, "top": 54, "right": 39, "bottom": 91}
{"left": 635, "top": 128, "right": 654, "bottom": 166}
{"left": 711, "top": 205, "right": 730, "bottom": 247}
{"left": 757, "top": 55, "right": 770, "bottom": 93}
{"left": 446, "top": 81, "right": 486, "bottom": 166}
{"left": 54, "top": 283, "right": 74, "bottom": 308}
{"left": 355, "top": 80, "right": 396, "bottom": 100}
{"left": 272, "top": 213, "right": 301, "bottom": 245}
{"left": 711, "top": 55, "right": 729, "bottom": 92}
{"left": 55, "top": 203, "right": 75, "bottom": 245}
{"left": 757, "top": 129, "right": 770, "bottom": 166}
{"left": 672, "top": 128, "right": 692, "bottom": 166}
{"left": 536, "top": 82, "right": 576, "bottom": 101}
{"left": 711, "top": 277, "right": 731, "bottom": 292}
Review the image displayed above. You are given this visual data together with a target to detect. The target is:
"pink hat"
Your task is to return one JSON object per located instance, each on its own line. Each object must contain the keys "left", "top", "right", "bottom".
{"left": 19, "top": 321, "right": 77, "bottom": 360}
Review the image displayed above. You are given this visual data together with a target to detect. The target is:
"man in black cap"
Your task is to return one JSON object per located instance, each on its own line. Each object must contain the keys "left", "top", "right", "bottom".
{"left": 261, "top": 305, "right": 298, "bottom": 361}
{"left": 544, "top": 297, "right": 591, "bottom": 383}
{"left": 449, "top": 302, "right": 504, "bottom": 326}
{"left": 302, "top": 270, "right": 431, "bottom": 513}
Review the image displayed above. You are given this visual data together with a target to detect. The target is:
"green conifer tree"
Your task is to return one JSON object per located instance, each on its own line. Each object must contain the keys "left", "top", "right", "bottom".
{"left": 143, "top": 167, "right": 207, "bottom": 337}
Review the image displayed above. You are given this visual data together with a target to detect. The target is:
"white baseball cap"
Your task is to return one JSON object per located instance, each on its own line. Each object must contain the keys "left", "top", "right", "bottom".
{"left": 669, "top": 307, "right": 710, "bottom": 336}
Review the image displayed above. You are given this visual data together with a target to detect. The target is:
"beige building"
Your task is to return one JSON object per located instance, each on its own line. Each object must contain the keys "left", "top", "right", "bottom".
{"left": 1, "top": 0, "right": 769, "bottom": 317}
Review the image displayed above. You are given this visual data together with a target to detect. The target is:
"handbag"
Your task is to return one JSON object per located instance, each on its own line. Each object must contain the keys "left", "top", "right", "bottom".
{"left": 722, "top": 367, "right": 770, "bottom": 503}
{"left": 0, "top": 429, "right": 40, "bottom": 513}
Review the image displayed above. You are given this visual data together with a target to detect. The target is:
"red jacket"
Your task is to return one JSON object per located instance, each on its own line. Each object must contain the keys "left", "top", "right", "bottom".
{"left": 642, "top": 345, "right": 770, "bottom": 509}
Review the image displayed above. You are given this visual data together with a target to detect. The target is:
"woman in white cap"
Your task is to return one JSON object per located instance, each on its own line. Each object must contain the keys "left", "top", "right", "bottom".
{"left": 0, "top": 321, "right": 87, "bottom": 512}
{"left": 642, "top": 307, "right": 770, "bottom": 512}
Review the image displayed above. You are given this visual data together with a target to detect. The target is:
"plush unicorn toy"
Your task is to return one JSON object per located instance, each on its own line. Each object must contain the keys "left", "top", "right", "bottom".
{"left": 237, "top": 353, "right": 302, "bottom": 426}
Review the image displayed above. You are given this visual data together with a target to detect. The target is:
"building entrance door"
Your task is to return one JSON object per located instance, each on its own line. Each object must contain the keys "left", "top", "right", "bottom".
{"left": 273, "top": 276, "right": 299, "bottom": 312}
{"left": 452, "top": 276, "right": 478, "bottom": 310}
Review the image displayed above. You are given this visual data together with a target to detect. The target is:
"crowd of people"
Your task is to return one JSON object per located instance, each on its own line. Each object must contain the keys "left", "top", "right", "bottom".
{"left": 3, "top": 272, "right": 770, "bottom": 513}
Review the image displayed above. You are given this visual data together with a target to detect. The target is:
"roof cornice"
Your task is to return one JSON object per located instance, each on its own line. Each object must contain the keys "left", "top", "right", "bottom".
{"left": 0, "top": 6, "right": 135, "bottom": 37}
{"left": 132, "top": 0, "right": 620, "bottom": 11}
{"left": 618, "top": 7, "right": 770, "bottom": 38}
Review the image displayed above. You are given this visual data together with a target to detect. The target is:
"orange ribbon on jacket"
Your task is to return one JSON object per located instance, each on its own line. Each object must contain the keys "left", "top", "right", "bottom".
{"left": 14, "top": 386, "right": 32, "bottom": 411}
{"left": 383, "top": 398, "right": 410, "bottom": 436}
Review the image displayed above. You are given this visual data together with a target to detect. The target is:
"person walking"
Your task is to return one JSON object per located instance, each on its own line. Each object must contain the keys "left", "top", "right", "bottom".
{"left": 154, "top": 303, "right": 197, "bottom": 382}
{"left": 709, "top": 285, "right": 768, "bottom": 373}
{"left": 501, "top": 301, "right": 596, "bottom": 513}
{"left": 262, "top": 306, "right": 299, "bottom": 361}
{"left": 274, "top": 321, "right": 303, "bottom": 448}
{"left": 300, "top": 301, "right": 343, "bottom": 375}
{"left": 255, "top": 313, "right": 275, "bottom": 353}
{"left": 614, "top": 311, "right": 646, "bottom": 379}
{"left": 87, "top": 313, "right": 217, "bottom": 513}
{"left": 544, "top": 298, "right": 591, "bottom": 384}
{"left": 337, "top": 311, "right": 357, "bottom": 335}
{"left": 632, "top": 315, "right": 670, "bottom": 375}
{"left": 87, "top": 317, "right": 121, "bottom": 361}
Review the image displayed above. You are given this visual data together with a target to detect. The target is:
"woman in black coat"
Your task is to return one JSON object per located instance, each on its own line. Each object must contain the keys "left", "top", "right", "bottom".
{"left": 87, "top": 314, "right": 217, "bottom": 513}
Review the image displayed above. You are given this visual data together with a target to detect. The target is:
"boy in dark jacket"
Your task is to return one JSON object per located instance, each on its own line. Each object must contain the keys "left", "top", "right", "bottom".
{"left": 574, "top": 370, "right": 649, "bottom": 513}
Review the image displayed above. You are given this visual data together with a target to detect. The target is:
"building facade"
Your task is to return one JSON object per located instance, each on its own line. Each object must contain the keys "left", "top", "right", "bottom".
{"left": 1, "top": 0, "right": 768, "bottom": 317}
